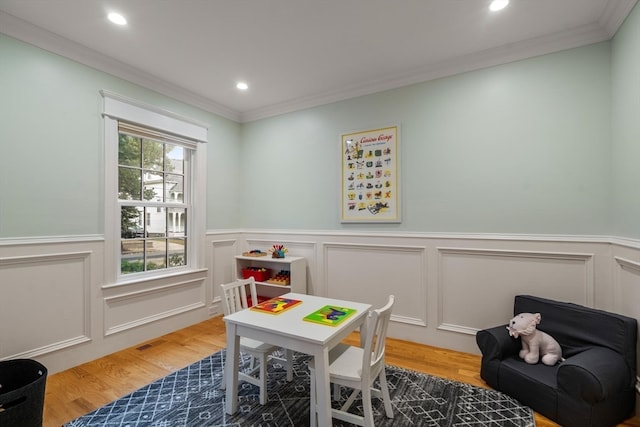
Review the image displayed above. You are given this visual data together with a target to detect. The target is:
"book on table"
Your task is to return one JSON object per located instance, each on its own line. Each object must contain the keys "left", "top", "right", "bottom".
{"left": 250, "top": 296, "right": 302, "bottom": 314}
{"left": 303, "top": 305, "right": 357, "bottom": 326}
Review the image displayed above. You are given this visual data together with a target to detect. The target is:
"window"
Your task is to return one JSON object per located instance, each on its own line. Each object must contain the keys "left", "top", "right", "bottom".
{"left": 102, "top": 91, "right": 207, "bottom": 282}
{"left": 118, "top": 123, "right": 191, "bottom": 274}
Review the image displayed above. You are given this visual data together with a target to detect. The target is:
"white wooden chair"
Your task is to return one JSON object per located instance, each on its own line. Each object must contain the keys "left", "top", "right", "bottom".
{"left": 219, "top": 277, "right": 293, "bottom": 404}
{"left": 309, "top": 295, "right": 395, "bottom": 427}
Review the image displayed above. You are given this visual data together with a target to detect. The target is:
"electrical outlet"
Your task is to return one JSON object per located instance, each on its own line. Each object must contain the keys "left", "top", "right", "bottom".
{"left": 208, "top": 306, "right": 217, "bottom": 317}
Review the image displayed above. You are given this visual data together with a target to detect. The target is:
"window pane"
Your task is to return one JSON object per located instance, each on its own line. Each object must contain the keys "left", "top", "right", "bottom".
{"left": 148, "top": 207, "right": 166, "bottom": 237}
{"left": 169, "top": 238, "right": 187, "bottom": 267}
{"left": 166, "top": 144, "right": 184, "bottom": 174}
{"left": 165, "top": 174, "right": 184, "bottom": 203}
{"left": 143, "top": 139, "right": 164, "bottom": 171}
{"left": 119, "top": 167, "right": 141, "bottom": 200}
{"left": 119, "top": 135, "right": 141, "bottom": 167}
{"left": 168, "top": 208, "right": 186, "bottom": 236}
{"left": 121, "top": 241, "right": 144, "bottom": 274}
{"left": 146, "top": 239, "right": 167, "bottom": 270}
{"left": 121, "top": 206, "right": 144, "bottom": 238}
{"left": 143, "top": 172, "right": 163, "bottom": 201}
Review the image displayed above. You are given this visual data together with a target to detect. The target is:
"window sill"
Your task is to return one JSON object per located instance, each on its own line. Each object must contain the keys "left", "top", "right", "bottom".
{"left": 102, "top": 267, "right": 208, "bottom": 290}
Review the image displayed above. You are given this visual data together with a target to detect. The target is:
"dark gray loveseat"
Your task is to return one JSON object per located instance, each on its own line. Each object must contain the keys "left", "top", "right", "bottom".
{"left": 476, "top": 295, "right": 637, "bottom": 427}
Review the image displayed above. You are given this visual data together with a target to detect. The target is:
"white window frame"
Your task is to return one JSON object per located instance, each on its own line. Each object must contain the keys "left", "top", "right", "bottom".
{"left": 102, "top": 90, "right": 207, "bottom": 285}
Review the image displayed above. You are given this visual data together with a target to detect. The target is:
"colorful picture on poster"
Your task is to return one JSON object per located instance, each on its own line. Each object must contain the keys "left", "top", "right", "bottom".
{"left": 303, "top": 305, "right": 357, "bottom": 326}
{"left": 341, "top": 126, "right": 400, "bottom": 222}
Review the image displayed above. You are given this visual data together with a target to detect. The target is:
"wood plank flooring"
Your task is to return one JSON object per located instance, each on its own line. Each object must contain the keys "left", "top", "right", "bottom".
{"left": 42, "top": 316, "right": 640, "bottom": 427}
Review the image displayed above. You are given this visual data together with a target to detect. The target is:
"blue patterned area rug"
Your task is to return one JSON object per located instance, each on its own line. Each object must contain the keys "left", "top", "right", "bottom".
{"left": 64, "top": 349, "right": 534, "bottom": 426}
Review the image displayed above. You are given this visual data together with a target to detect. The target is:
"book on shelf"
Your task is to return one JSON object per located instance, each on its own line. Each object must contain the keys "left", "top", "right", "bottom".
{"left": 303, "top": 305, "right": 357, "bottom": 326}
{"left": 250, "top": 296, "right": 302, "bottom": 314}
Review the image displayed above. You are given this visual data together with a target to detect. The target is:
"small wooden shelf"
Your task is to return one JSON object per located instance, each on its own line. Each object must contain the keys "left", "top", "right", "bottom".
{"left": 235, "top": 255, "right": 307, "bottom": 298}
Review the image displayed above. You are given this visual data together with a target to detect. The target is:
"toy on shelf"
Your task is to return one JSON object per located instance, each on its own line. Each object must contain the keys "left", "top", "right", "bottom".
{"left": 242, "top": 249, "right": 267, "bottom": 257}
{"left": 266, "top": 270, "right": 291, "bottom": 286}
{"left": 269, "top": 244, "right": 288, "bottom": 259}
{"left": 241, "top": 267, "right": 271, "bottom": 282}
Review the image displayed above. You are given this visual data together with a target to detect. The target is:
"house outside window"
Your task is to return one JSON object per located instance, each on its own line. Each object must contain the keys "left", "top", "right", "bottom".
{"left": 118, "top": 123, "right": 191, "bottom": 274}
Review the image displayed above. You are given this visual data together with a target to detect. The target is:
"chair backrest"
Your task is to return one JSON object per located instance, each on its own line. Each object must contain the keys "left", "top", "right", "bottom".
{"left": 220, "top": 277, "right": 259, "bottom": 316}
{"left": 362, "top": 295, "right": 395, "bottom": 380}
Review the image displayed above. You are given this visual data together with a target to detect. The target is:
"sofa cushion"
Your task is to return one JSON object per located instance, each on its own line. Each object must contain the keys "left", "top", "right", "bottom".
{"left": 499, "top": 356, "right": 559, "bottom": 420}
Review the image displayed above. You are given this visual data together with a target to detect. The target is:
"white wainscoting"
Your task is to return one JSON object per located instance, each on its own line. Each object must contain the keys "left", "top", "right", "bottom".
{"left": 219, "top": 231, "right": 633, "bottom": 355}
{"left": 324, "top": 242, "right": 427, "bottom": 327}
{"left": 0, "top": 251, "right": 91, "bottom": 360}
{"left": 614, "top": 256, "right": 640, "bottom": 319}
{"left": 2, "top": 232, "right": 639, "bottom": 375}
{"left": 0, "top": 237, "right": 211, "bottom": 374}
{"left": 103, "top": 275, "right": 207, "bottom": 336}
{"left": 437, "top": 247, "right": 594, "bottom": 335}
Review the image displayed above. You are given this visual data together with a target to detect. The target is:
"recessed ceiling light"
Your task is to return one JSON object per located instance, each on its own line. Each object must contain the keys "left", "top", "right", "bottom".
{"left": 236, "top": 82, "right": 249, "bottom": 90}
{"left": 489, "top": 0, "right": 509, "bottom": 12}
{"left": 108, "top": 12, "right": 127, "bottom": 25}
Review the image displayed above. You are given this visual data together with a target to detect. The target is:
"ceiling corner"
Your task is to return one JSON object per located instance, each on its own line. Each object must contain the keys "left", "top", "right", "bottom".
{"left": 598, "top": 0, "right": 638, "bottom": 38}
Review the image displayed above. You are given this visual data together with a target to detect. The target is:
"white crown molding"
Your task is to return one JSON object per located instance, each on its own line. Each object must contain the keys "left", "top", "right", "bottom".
{"left": 0, "top": 11, "right": 241, "bottom": 122}
{"left": 598, "top": 0, "right": 638, "bottom": 38}
{"left": 1, "top": 2, "right": 636, "bottom": 124}
{"left": 240, "top": 22, "right": 612, "bottom": 122}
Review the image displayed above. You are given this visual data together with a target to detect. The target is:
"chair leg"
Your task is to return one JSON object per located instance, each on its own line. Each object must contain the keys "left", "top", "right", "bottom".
{"left": 285, "top": 349, "right": 293, "bottom": 382}
{"left": 309, "top": 367, "right": 317, "bottom": 427}
{"left": 220, "top": 354, "right": 226, "bottom": 390}
{"left": 361, "top": 384, "right": 374, "bottom": 427}
{"left": 333, "top": 383, "right": 341, "bottom": 400}
{"left": 378, "top": 369, "right": 394, "bottom": 419}
{"left": 258, "top": 353, "right": 268, "bottom": 405}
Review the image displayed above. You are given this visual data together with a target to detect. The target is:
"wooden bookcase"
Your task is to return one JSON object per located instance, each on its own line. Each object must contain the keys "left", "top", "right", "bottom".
{"left": 234, "top": 255, "right": 307, "bottom": 299}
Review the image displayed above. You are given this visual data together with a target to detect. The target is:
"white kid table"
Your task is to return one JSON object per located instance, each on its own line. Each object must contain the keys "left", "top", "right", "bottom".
{"left": 223, "top": 292, "right": 372, "bottom": 426}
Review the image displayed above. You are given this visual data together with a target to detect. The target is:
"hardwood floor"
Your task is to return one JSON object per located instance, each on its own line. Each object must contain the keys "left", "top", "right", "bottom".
{"left": 43, "top": 316, "right": 640, "bottom": 427}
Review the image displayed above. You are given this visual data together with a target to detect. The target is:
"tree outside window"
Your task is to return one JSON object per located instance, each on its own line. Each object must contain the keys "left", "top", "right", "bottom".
{"left": 118, "top": 129, "right": 189, "bottom": 275}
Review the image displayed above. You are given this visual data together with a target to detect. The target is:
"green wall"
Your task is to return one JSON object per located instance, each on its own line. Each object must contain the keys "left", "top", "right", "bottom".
{"left": 2, "top": 7, "right": 638, "bottom": 239}
{"left": 242, "top": 43, "right": 612, "bottom": 234}
{"left": 0, "top": 34, "right": 242, "bottom": 238}
{"left": 612, "top": 3, "right": 640, "bottom": 240}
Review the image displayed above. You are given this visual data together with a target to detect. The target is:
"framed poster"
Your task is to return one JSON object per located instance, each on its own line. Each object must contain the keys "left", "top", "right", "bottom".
{"left": 341, "top": 126, "right": 400, "bottom": 223}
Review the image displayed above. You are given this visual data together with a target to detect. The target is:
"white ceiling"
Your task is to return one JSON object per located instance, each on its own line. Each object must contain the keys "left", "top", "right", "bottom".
{"left": 0, "top": 0, "right": 636, "bottom": 122}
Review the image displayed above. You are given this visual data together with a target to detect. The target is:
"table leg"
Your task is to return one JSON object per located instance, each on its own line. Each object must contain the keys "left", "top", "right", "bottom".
{"left": 225, "top": 323, "right": 240, "bottom": 415}
{"left": 313, "top": 346, "right": 331, "bottom": 426}
{"left": 359, "top": 317, "right": 369, "bottom": 348}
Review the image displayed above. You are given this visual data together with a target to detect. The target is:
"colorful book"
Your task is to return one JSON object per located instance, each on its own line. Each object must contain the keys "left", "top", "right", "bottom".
{"left": 303, "top": 305, "right": 357, "bottom": 326}
{"left": 250, "top": 297, "right": 302, "bottom": 314}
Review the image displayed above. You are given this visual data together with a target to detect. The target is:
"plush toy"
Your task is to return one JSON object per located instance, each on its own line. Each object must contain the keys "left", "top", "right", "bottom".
{"left": 506, "top": 312, "right": 563, "bottom": 366}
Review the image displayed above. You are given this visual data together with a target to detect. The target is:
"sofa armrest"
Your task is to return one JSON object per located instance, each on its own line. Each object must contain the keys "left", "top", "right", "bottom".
{"left": 476, "top": 325, "right": 521, "bottom": 360}
{"left": 557, "top": 346, "right": 632, "bottom": 405}
{"left": 476, "top": 325, "right": 521, "bottom": 388}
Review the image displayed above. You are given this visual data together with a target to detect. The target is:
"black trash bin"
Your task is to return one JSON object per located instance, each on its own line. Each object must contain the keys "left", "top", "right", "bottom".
{"left": 0, "top": 359, "right": 47, "bottom": 427}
